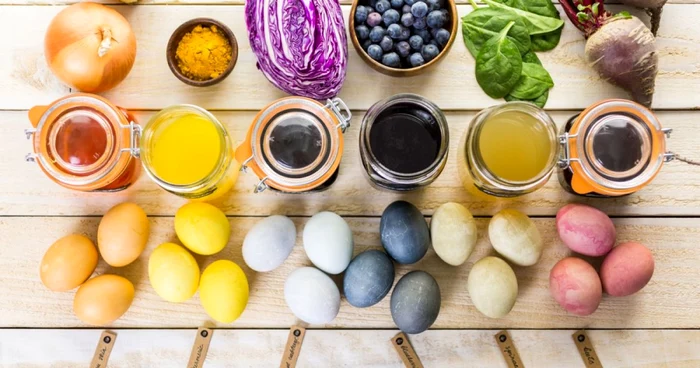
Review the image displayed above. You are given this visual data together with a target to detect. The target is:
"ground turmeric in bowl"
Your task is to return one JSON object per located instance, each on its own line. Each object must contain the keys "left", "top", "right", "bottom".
{"left": 176, "top": 25, "right": 232, "bottom": 81}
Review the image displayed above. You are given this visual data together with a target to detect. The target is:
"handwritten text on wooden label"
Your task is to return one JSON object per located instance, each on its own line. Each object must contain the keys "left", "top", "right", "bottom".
{"left": 495, "top": 330, "right": 525, "bottom": 368}
{"left": 280, "top": 325, "right": 306, "bottom": 368}
{"left": 187, "top": 327, "right": 213, "bottom": 368}
{"left": 90, "top": 331, "right": 117, "bottom": 368}
{"left": 391, "top": 332, "right": 424, "bottom": 368}
{"left": 572, "top": 330, "right": 604, "bottom": 368}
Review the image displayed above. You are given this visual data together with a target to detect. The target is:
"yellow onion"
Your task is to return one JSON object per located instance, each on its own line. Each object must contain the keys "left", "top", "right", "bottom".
{"left": 45, "top": 2, "right": 137, "bottom": 93}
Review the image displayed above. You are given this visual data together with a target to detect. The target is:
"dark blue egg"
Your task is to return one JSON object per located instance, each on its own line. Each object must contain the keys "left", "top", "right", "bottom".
{"left": 390, "top": 270, "right": 441, "bottom": 334}
{"left": 343, "top": 250, "right": 395, "bottom": 308}
{"left": 380, "top": 201, "right": 430, "bottom": 264}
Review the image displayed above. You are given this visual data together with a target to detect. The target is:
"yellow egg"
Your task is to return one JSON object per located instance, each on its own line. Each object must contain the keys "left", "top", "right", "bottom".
{"left": 98, "top": 202, "right": 150, "bottom": 267}
{"left": 73, "top": 274, "right": 135, "bottom": 326}
{"left": 148, "top": 243, "right": 200, "bottom": 303}
{"left": 175, "top": 202, "right": 230, "bottom": 255}
{"left": 199, "top": 260, "right": 249, "bottom": 323}
{"left": 40, "top": 234, "right": 98, "bottom": 292}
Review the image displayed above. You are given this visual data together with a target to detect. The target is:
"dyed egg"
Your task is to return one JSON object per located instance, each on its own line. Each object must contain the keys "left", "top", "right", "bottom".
{"left": 488, "top": 209, "right": 543, "bottom": 266}
{"left": 600, "top": 242, "right": 654, "bottom": 297}
{"left": 97, "top": 202, "right": 150, "bottom": 267}
{"left": 199, "top": 260, "right": 249, "bottom": 323}
{"left": 148, "top": 243, "right": 199, "bottom": 303}
{"left": 303, "top": 212, "right": 353, "bottom": 275}
{"left": 549, "top": 257, "right": 602, "bottom": 316}
{"left": 431, "top": 202, "right": 477, "bottom": 266}
{"left": 343, "top": 250, "right": 395, "bottom": 308}
{"left": 284, "top": 267, "right": 340, "bottom": 324}
{"left": 556, "top": 204, "right": 616, "bottom": 257}
{"left": 73, "top": 274, "right": 134, "bottom": 326}
{"left": 467, "top": 257, "right": 518, "bottom": 318}
{"left": 40, "top": 234, "right": 98, "bottom": 291}
{"left": 390, "top": 270, "right": 441, "bottom": 334}
{"left": 175, "top": 202, "right": 230, "bottom": 255}
{"left": 243, "top": 215, "right": 297, "bottom": 272}
{"left": 381, "top": 201, "right": 430, "bottom": 264}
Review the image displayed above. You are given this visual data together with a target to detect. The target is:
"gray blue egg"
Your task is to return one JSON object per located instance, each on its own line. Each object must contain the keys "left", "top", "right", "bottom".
{"left": 380, "top": 201, "right": 430, "bottom": 264}
{"left": 390, "top": 270, "right": 441, "bottom": 334}
{"left": 343, "top": 250, "right": 395, "bottom": 308}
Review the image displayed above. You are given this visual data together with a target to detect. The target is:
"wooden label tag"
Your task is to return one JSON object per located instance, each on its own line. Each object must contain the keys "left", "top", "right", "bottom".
{"left": 187, "top": 327, "right": 213, "bottom": 368}
{"left": 495, "top": 330, "right": 525, "bottom": 368}
{"left": 279, "top": 325, "right": 306, "bottom": 368}
{"left": 572, "top": 330, "right": 604, "bottom": 368}
{"left": 90, "top": 331, "right": 117, "bottom": 368}
{"left": 391, "top": 332, "right": 424, "bottom": 368}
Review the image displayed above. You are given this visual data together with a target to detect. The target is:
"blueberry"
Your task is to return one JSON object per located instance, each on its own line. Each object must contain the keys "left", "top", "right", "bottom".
{"left": 404, "top": 0, "right": 418, "bottom": 5}
{"left": 356, "top": 25, "right": 371, "bottom": 41}
{"left": 366, "top": 6, "right": 375, "bottom": 13}
{"left": 400, "top": 13, "right": 414, "bottom": 27}
{"left": 355, "top": 6, "right": 369, "bottom": 23}
{"left": 411, "top": 2, "right": 429, "bottom": 18}
{"left": 383, "top": 9, "right": 400, "bottom": 25}
{"left": 409, "top": 52, "right": 425, "bottom": 67}
{"left": 369, "top": 0, "right": 378, "bottom": 7}
{"left": 414, "top": 28, "right": 431, "bottom": 43}
{"left": 369, "top": 26, "right": 386, "bottom": 43}
{"left": 435, "top": 28, "right": 450, "bottom": 47}
{"left": 375, "top": 0, "right": 391, "bottom": 13}
{"left": 391, "top": 0, "right": 404, "bottom": 9}
{"left": 387, "top": 23, "right": 402, "bottom": 39}
{"left": 380, "top": 36, "right": 394, "bottom": 52}
{"left": 421, "top": 44, "right": 439, "bottom": 61}
{"left": 428, "top": 39, "right": 439, "bottom": 48}
{"left": 367, "top": 44, "right": 384, "bottom": 61}
{"left": 413, "top": 16, "right": 427, "bottom": 29}
{"left": 399, "top": 26, "right": 411, "bottom": 40}
{"left": 402, "top": 4, "right": 412, "bottom": 13}
{"left": 395, "top": 41, "right": 411, "bottom": 58}
{"left": 426, "top": 10, "right": 446, "bottom": 29}
{"left": 382, "top": 52, "right": 401, "bottom": 68}
{"left": 367, "top": 12, "right": 382, "bottom": 27}
{"left": 362, "top": 39, "right": 373, "bottom": 51}
{"left": 408, "top": 35, "right": 424, "bottom": 50}
{"left": 426, "top": 0, "right": 442, "bottom": 10}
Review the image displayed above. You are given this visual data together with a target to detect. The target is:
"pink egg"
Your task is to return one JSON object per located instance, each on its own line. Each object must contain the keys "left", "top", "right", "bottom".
{"left": 601, "top": 242, "right": 655, "bottom": 297}
{"left": 556, "top": 204, "right": 616, "bottom": 257}
{"left": 549, "top": 257, "right": 602, "bottom": 316}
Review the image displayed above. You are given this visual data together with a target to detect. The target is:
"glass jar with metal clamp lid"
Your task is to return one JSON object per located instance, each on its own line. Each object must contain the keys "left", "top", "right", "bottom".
{"left": 235, "top": 97, "right": 351, "bottom": 193}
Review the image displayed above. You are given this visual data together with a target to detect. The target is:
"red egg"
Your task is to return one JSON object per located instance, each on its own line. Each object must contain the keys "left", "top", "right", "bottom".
{"left": 556, "top": 204, "right": 616, "bottom": 257}
{"left": 600, "top": 242, "right": 655, "bottom": 296}
{"left": 549, "top": 257, "right": 602, "bottom": 316}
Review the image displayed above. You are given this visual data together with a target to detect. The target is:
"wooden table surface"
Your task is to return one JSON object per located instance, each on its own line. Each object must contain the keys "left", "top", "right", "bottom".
{"left": 1, "top": 1, "right": 699, "bottom": 367}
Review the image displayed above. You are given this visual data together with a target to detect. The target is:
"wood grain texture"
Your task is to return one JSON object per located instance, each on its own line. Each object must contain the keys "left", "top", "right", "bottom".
{"left": 6, "top": 110, "right": 700, "bottom": 217}
{"left": 1, "top": 216, "right": 698, "bottom": 329}
{"left": 1, "top": 329, "right": 699, "bottom": 367}
{"left": 1, "top": 5, "right": 699, "bottom": 110}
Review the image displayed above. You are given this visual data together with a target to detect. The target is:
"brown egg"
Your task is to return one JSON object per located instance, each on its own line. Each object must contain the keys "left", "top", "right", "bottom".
{"left": 549, "top": 257, "right": 602, "bottom": 316}
{"left": 98, "top": 202, "right": 150, "bottom": 267}
{"left": 40, "top": 234, "right": 98, "bottom": 291}
{"left": 73, "top": 274, "right": 135, "bottom": 326}
{"left": 601, "top": 242, "right": 655, "bottom": 296}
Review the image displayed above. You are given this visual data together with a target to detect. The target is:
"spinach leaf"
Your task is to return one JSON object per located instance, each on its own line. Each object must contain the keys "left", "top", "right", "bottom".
{"left": 509, "top": 62, "right": 554, "bottom": 100}
{"left": 522, "top": 51, "right": 542, "bottom": 65}
{"left": 493, "top": 0, "right": 558, "bottom": 18}
{"left": 505, "top": 90, "right": 549, "bottom": 108}
{"left": 462, "top": 9, "right": 531, "bottom": 57}
{"left": 475, "top": 22, "right": 523, "bottom": 99}
{"left": 531, "top": 30, "right": 562, "bottom": 52}
{"left": 483, "top": 0, "right": 564, "bottom": 35}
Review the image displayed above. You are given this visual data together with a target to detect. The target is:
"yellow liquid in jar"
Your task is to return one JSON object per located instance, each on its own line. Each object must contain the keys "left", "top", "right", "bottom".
{"left": 478, "top": 110, "right": 552, "bottom": 182}
{"left": 150, "top": 114, "right": 222, "bottom": 185}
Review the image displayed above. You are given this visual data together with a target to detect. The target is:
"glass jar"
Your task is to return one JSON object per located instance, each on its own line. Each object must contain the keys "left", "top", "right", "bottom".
{"left": 140, "top": 105, "right": 239, "bottom": 201}
{"left": 236, "top": 97, "right": 351, "bottom": 193}
{"left": 459, "top": 102, "right": 559, "bottom": 197}
{"left": 558, "top": 99, "right": 673, "bottom": 197}
{"left": 359, "top": 94, "right": 449, "bottom": 191}
{"left": 25, "top": 93, "right": 141, "bottom": 192}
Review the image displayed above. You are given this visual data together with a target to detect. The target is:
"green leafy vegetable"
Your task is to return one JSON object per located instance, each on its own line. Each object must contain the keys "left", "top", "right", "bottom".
{"left": 493, "top": 0, "right": 562, "bottom": 52}
{"left": 483, "top": 0, "right": 564, "bottom": 35}
{"left": 461, "top": 9, "right": 531, "bottom": 57}
{"left": 475, "top": 22, "right": 523, "bottom": 99}
{"left": 531, "top": 30, "right": 562, "bottom": 52}
{"left": 505, "top": 90, "right": 549, "bottom": 108}
{"left": 508, "top": 62, "right": 554, "bottom": 100}
{"left": 522, "top": 51, "right": 542, "bottom": 65}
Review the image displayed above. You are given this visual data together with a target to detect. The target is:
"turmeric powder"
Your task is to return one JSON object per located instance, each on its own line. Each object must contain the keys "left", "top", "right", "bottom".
{"left": 176, "top": 25, "right": 232, "bottom": 81}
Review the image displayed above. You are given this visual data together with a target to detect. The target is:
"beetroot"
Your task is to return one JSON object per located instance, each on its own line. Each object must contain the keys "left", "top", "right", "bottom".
{"left": 618, "top": 0, "right": 666, "bottom": 35}
{"left": 561, "top": 0, "right": 658, "bottom": 107}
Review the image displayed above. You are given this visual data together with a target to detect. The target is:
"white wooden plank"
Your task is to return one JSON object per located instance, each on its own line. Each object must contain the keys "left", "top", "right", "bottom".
{"left": 0, "top": 5, "right": 698, "bottom": 110}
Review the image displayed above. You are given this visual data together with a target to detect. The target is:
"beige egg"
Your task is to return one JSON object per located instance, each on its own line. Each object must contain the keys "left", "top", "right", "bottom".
{"left": 98, "top": 202, "right": 150, "bottom": 267}
{"left": 40, "top": 234, "right": 98, "bottom": 291}
{"left": 431, "top": 202, "right": 477, "bottom": 266}
{"left": 73, "top": 274, "right": 135, "bottom": 326}
{"left": 489, "top": 209, "right": 543, "bottom": 266}
{"left": 467, "top": 256, "right": 518, "bottom": 318}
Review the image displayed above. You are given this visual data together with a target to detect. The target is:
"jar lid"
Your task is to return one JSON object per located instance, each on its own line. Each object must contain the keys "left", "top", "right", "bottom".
{"left": 26, "top": 93, "right": 140, "bottom": 191}
{"left": 561, "top": 99, "right": 672, "bottom": 196}
{"left": 236, "top": 97, "right": 350, "bottom": 193}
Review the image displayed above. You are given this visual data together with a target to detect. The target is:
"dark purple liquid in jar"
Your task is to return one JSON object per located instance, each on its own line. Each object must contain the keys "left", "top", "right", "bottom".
{"left": 590, "top": 114, "right": 645, "bottom": 173}
{"left": 268, "top": 117, "right": 322, "bottom": 170}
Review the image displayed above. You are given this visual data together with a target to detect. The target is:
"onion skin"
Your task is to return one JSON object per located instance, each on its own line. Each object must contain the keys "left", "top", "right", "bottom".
{"left": 45, "top": 3, "right": 137, "bottom": 93}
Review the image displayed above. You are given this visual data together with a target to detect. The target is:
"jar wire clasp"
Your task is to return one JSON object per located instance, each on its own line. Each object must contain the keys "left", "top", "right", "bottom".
{"left": 661, "top": 128, "right": 675, "bottom": 162}
{"left": 24, "top": 128, "right": 38, "bottom": 162}
{"left": 119, "top": 121, "right": 142, "bottom": 158}
{"left": 557, "top": 132, "right": 579, "bottom": 169}
{"left": 253, "top": 177, "right": 269, "bottom": 193}
{"left": 325, "top": 98, "right": 352, "bottom": 133}
{"left": 240, "top": 156, "right": 254, "bottom": 173}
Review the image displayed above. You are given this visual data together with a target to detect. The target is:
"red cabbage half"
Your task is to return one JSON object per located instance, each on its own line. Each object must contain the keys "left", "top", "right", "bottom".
{"left": 245, "top": 0, "right": 348, "bottom": 100}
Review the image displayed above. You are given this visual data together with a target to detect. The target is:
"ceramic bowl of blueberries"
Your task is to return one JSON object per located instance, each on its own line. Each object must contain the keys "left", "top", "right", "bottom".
{"left": 349, "top": 0, "right": 458, "bottom": 77}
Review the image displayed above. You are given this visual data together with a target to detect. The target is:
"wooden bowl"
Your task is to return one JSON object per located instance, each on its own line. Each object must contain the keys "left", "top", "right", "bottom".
{"left": 166, "top": 18, "right": 238, "bottom": 87}
{"left": 349, "top": 0, "right": 458, "bottom": 77}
